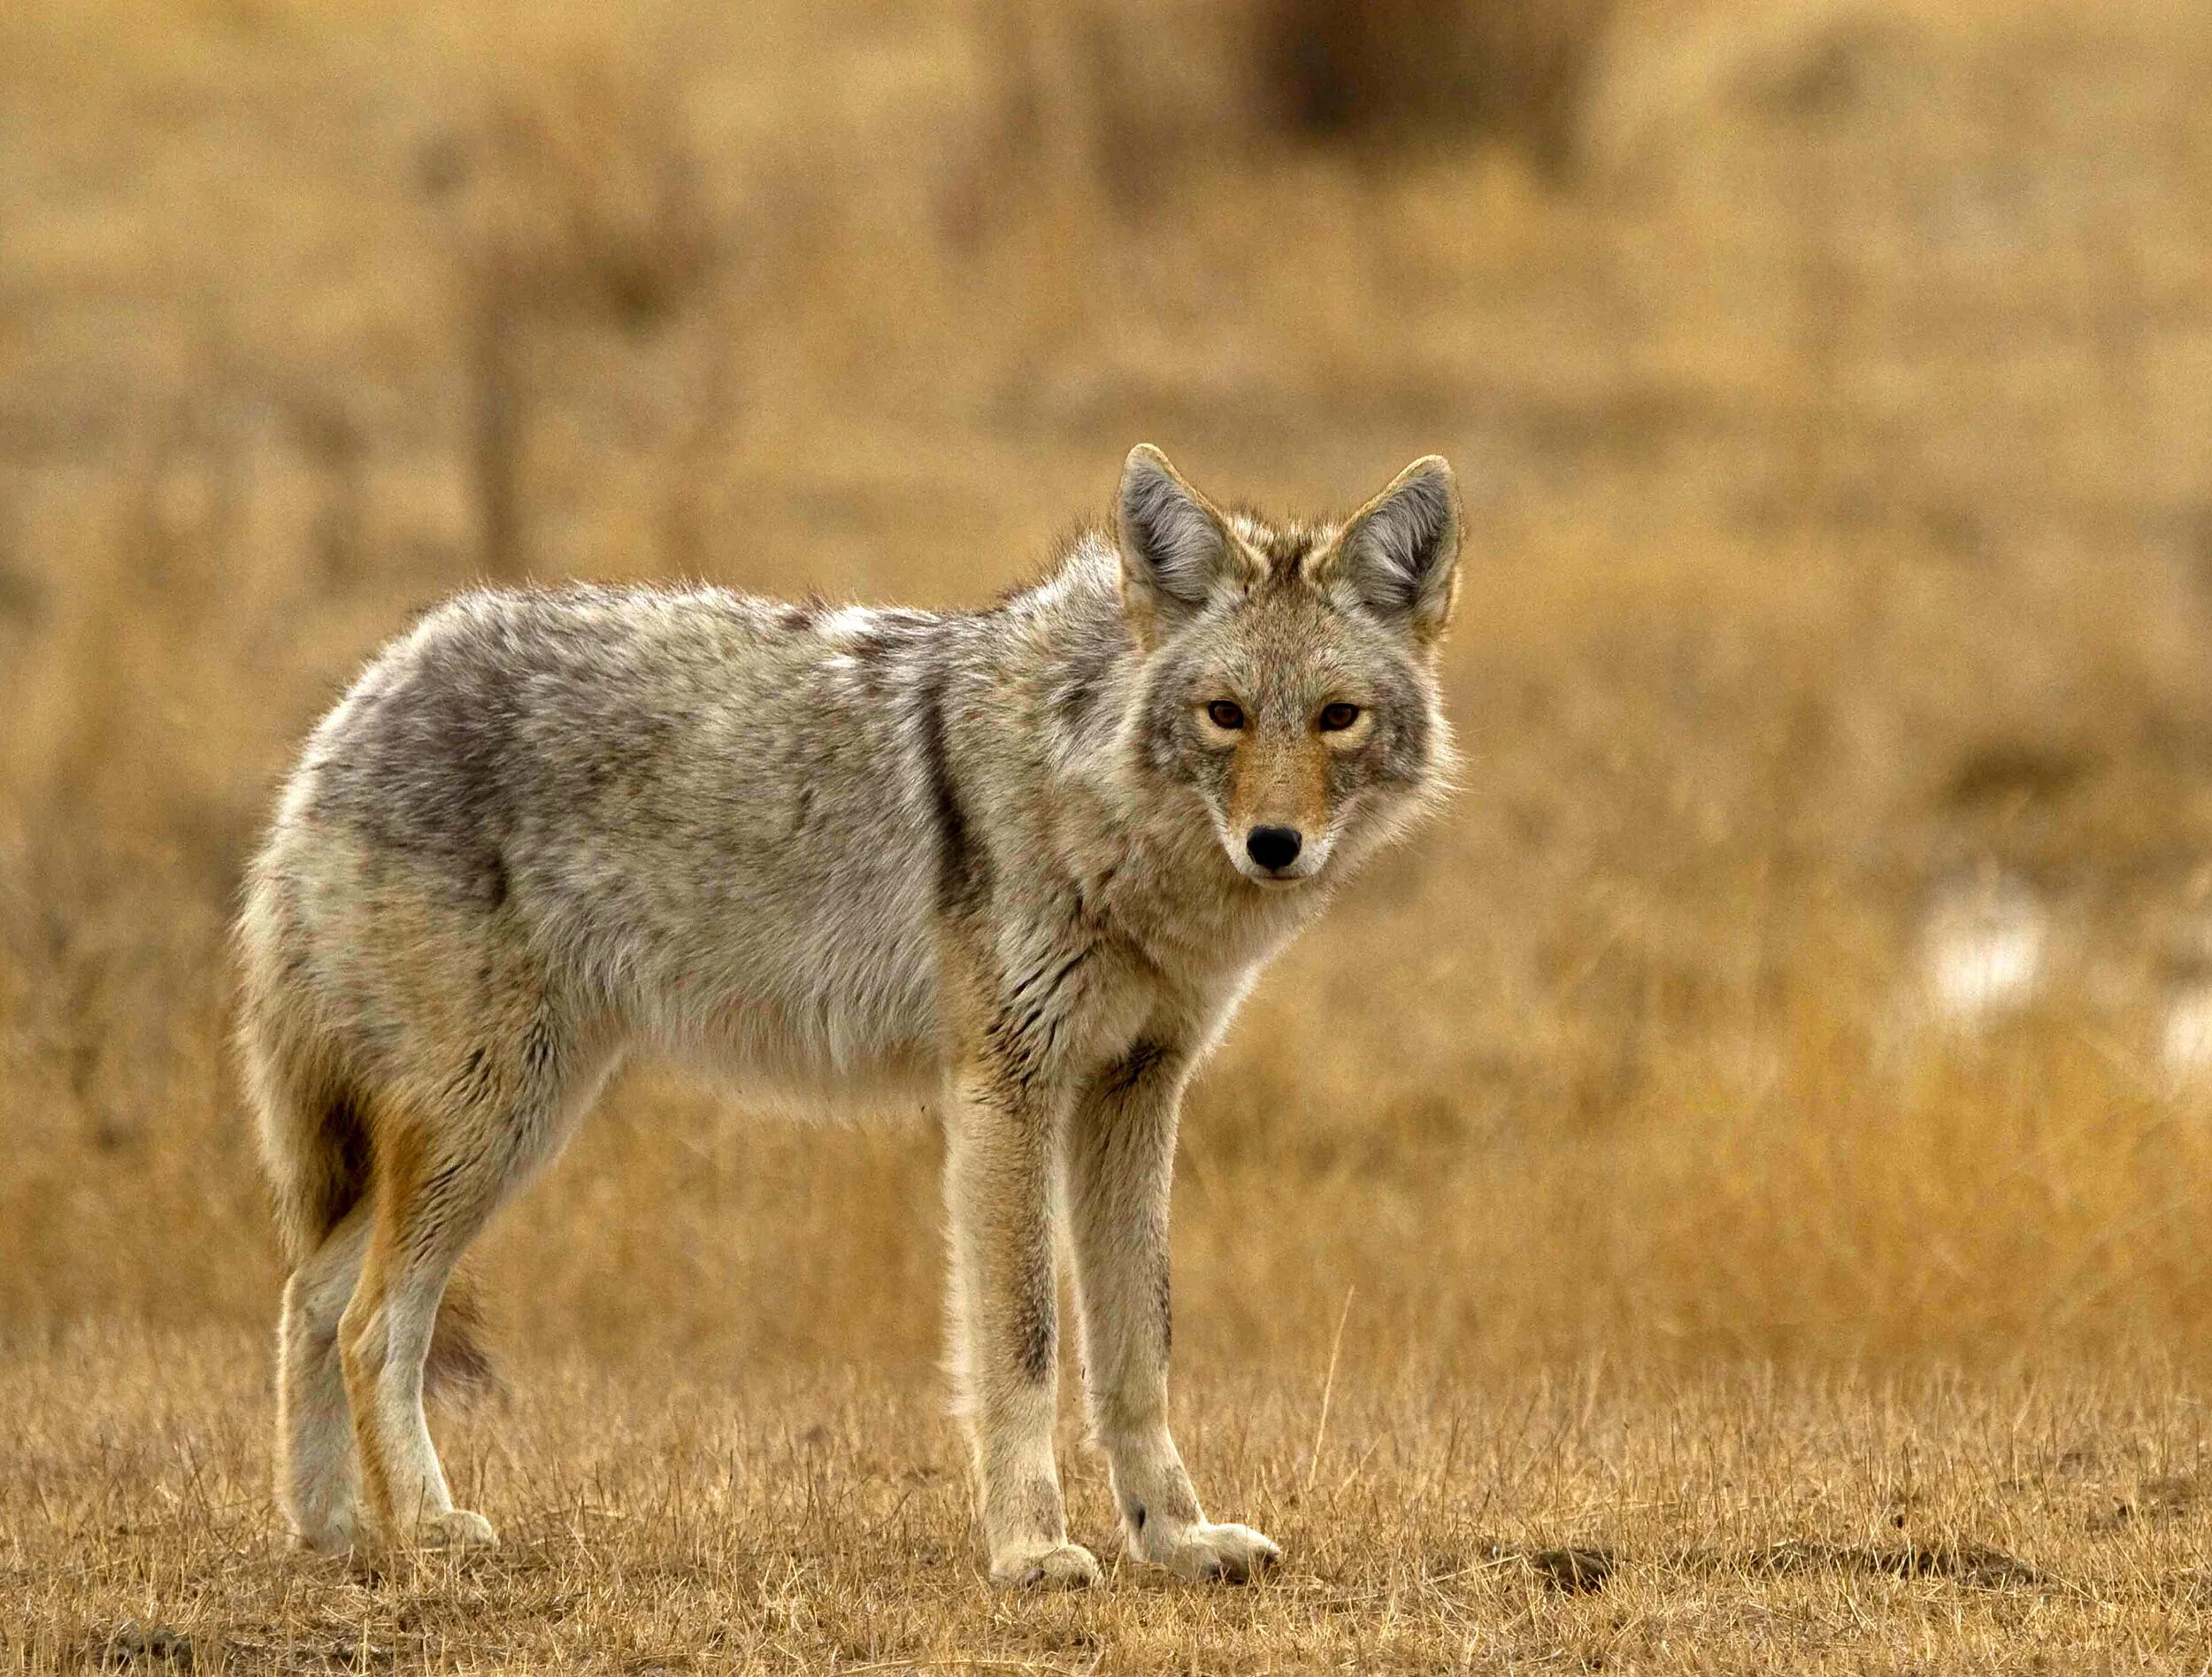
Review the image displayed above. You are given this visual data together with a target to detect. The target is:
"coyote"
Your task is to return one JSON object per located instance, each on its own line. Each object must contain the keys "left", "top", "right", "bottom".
{"left": 237, "top": 445, "right": 1461, "bottom": 1587}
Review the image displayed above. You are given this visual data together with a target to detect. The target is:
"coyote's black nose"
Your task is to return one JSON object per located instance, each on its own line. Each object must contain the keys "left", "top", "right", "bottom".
{"left": 1245, "top": 826, "right": 1303, "bottom": 873}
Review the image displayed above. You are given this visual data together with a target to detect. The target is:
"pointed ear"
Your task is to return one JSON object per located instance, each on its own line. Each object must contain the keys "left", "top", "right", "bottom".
{"left": 1325, "top": 456, "right": 1463, "bottom": 646}
{"left": 1115, "top": 445, "right": 1250, "bottom": 642}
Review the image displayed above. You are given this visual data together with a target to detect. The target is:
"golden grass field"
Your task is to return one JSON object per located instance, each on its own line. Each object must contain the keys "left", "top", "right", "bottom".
{"left": 7, "top": 0, "right": 2212, "bottom": 1667}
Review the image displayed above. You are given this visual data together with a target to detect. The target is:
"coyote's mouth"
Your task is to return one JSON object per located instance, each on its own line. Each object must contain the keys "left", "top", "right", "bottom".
{"left": 1227, "top": 851, "right": 1328, "bottom": 889}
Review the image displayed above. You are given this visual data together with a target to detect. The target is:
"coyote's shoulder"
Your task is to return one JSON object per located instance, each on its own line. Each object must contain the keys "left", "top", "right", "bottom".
{"left": 240, "top": 445, "right": 1462, "bottom": 1585}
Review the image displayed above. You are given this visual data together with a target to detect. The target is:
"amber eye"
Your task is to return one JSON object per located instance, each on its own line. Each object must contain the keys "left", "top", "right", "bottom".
{"left": 1318, "top": 702, "right": 1362, "bottom": 732}
{"left": 1205, "top": 700, "right": 1246, "bottom": 730}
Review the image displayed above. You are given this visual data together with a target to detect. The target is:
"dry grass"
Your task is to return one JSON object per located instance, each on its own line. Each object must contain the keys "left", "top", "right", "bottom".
{"left": 10, "top": 1337, "right": 2212, "bottom": 1671}
{"left": 8, "top": 0, "right": 2212, "bottom": 1665}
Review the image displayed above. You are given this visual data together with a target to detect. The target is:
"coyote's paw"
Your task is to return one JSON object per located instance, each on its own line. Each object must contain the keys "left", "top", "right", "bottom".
{"left": 989, "top": 1540, "right": 1102, "bottom": 1590}
{"left": 417, "top": 1509, "right": 499, "bottom": 1550}
{"left": 287, "top": 1515, "right": 360, "bottom": 1558}
{"left": 1144, "top": 1521, "right": 1280, "bottom": 1584}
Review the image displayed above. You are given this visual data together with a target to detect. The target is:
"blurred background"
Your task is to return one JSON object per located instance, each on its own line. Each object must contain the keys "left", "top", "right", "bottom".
{"left": 6, "top": 0, "right": 2212, "bottom": 1381}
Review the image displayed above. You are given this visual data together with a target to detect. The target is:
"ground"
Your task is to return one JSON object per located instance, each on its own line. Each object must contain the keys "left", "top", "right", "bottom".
{"left": 9, "top": 1337, "right": 2211, "bottom": 1673}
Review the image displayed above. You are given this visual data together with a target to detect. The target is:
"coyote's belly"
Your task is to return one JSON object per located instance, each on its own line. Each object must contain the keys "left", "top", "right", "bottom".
{"left": 604, "top": 858, "right": 948, "bottom": 1114}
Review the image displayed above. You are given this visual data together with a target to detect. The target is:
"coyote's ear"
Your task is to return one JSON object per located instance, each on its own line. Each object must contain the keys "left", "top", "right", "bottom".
{"left": 1324, "top": 457, "right": 1462, "bottom": 647}
{"left": 1116, "top": 445, "right": 1250, "bottom": 642}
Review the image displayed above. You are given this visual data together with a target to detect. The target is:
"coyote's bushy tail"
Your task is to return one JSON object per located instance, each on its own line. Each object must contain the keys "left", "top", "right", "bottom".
{"left": 244, "top": 1020, "right": 369, "bottom": 1270}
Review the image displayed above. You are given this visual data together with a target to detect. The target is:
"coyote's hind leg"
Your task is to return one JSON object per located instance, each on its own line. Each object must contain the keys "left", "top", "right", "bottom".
{"left": 338, "top": 1035, "right": 588, "bottom": 1550}
{"left": 277, "top": 1204, "right": 372, "bottom": 1553}
{"left": 338, "top": 1119, "right": 501, "bottom": 1549}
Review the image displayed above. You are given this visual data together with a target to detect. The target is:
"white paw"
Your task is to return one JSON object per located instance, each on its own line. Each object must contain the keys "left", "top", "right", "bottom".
{"left": 418, "top": 1508, "right": 499, "bottom": 1550}
{"left": 1145, "top": 1520, "right": 1280, "bottom": 1584}
{"left": 989, "top": 1540, "right": 1102, "bottom": 1590}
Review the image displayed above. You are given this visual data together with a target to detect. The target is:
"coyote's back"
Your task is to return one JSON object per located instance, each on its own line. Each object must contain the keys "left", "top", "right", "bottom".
{"left": 240, "top": 588, "right": 955, "bottom": 1250}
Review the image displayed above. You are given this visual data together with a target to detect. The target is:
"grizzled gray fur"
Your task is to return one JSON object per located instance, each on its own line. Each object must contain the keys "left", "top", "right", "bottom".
{"left": 237, "top": 444, "right": 1462, "bottom": 1587}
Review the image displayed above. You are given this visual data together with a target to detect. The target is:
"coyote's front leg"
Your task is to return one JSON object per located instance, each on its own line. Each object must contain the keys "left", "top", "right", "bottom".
{"left": 1066, "top": 1039, "right": 1279, "bottom": 1583}
{"left": 943, "top": 1047, "right": 1099, "bottom": 1589}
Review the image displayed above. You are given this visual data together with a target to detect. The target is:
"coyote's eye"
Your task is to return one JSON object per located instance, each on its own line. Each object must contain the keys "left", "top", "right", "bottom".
{"left": 1205, "top": 700, "right": 1247, "bottom": 731}
{"left": 1318, "top": 702, "right": 1362, "bottom": 732}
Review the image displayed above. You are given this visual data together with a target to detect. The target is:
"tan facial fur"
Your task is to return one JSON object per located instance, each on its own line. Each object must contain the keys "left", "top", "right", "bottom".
{"left": 1202, "top": 700, "right": 1347, "bottom": 884}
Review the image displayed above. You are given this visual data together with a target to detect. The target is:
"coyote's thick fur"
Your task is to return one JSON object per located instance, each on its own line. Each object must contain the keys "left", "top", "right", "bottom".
{"left": 237, "top": 445, "right": 1461, "bottom": 1586}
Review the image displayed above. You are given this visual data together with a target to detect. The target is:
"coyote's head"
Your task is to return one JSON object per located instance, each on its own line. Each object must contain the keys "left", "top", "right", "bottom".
{"left": 1114, "top": 444, "right": 1461, "bottom": 889}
